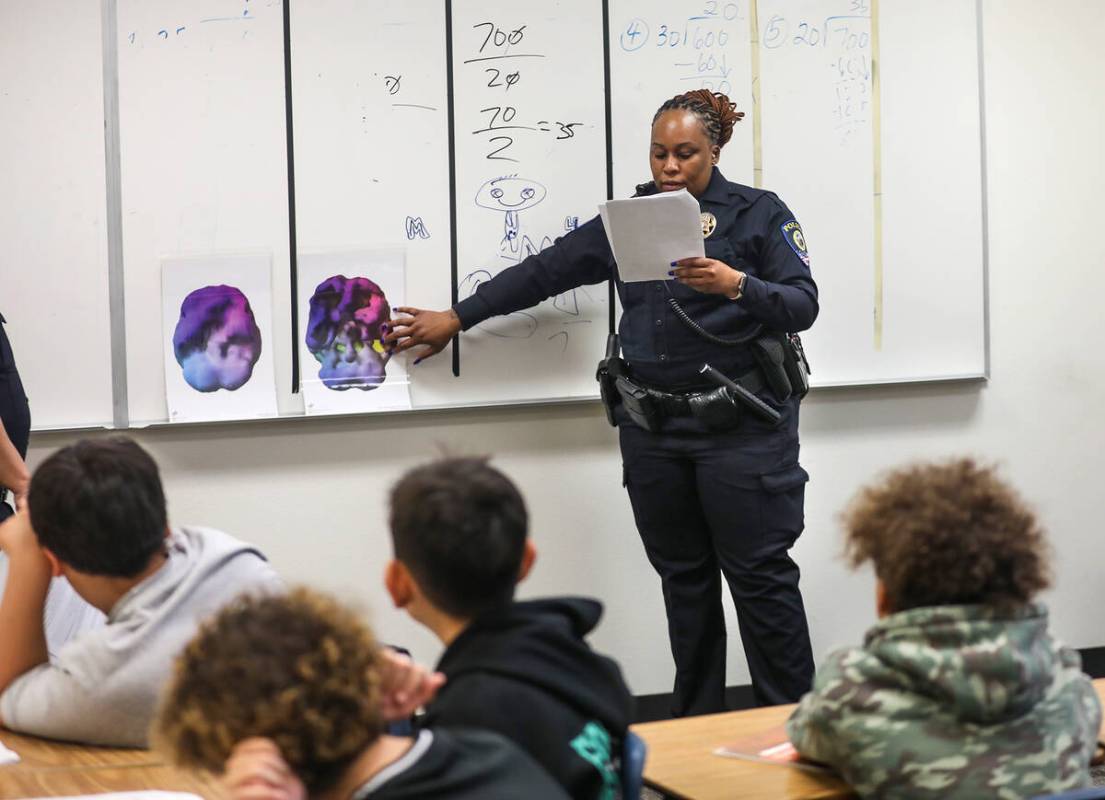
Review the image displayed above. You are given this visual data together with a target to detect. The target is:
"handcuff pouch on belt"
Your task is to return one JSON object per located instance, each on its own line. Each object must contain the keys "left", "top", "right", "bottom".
{"left": 750, "top": 332, "right": 811, "bottom": 402}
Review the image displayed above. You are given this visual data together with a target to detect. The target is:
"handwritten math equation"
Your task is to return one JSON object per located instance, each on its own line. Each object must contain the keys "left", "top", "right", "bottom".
{"left": 461, "top": 20, "right": 584, "bottom": 163}
{"left": 761, "top": 0, "right": 872, "bottom": 141}
{"left": 619, "top": 2, "right": 743, "bottom": 97}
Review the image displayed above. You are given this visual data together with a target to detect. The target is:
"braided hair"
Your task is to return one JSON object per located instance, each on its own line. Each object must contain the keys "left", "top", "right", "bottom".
{"left": 652, "top": 90, "right": 744, "bottom": 149}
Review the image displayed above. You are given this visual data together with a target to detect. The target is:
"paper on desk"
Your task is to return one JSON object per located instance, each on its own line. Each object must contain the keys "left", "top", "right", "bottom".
{"left": 598, "top": 189, "right": 704, "bottom": 282}
{"left": 0, "top": 738, "right": 19, "bottom": 764}
{"left": 714, "top": 725, "right": 833, "bottom": 775}
{"left": 12, "top": 794, "right": 201, "bottom": 800}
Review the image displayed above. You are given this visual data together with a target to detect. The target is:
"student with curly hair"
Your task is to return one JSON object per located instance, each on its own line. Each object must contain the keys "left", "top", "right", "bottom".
{"left": 386, "top": 90, "right": 818, "bottom": 715}
{"left": 155, "top": 587, "right": 569, "bottom": 800}
{"left": 786, "top": 458, "right": 1102, "bottom": 799}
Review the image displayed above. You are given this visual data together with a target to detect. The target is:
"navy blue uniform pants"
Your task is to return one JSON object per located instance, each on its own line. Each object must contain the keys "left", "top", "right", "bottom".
{"left": 0, "top": 320, "right": 31, "bottom": 523}
{"left": 620, "top": 422, "right": 814, "bottom": 715}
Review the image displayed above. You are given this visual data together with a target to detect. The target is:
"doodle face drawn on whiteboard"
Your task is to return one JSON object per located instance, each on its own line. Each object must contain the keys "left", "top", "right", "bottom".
{"left": 475, "top": 175, "right": 549, "bottom": 262}
{"left": 173, "top": 285, "right": 263, "bottom": 393}
{"left": 465, "top": 176, "right": 591, "bottom": 349}
{"left": 306, "top": 275, "right": 393, "bottom": 391}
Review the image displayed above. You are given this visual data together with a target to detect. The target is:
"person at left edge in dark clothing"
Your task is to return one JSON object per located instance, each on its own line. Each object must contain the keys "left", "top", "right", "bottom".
{"left": 0, "top": 312, "right": 105, "bottom": 654}
{"left": 0, "top": 312, "right": 31, "bottom": 523}
{"left": 384, "top": 90, "right": 817, "bottom": 715}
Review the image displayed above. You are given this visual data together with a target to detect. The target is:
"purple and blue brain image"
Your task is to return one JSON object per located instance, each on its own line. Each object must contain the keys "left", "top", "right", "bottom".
{"left": 173, "top": 285, "right": 263, "bottom": 393}
{"left": 306, "top": 275, "right": 392, "bottom": 391}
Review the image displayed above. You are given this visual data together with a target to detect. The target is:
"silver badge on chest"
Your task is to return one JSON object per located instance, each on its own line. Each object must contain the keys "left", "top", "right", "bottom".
{"left": 701, "top": 212, "right": 717, "bottom": 238}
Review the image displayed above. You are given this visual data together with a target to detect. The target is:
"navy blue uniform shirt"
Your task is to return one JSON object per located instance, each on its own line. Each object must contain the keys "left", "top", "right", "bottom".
{"left": 454, "top": 168, "right": 818, "bottom": 393}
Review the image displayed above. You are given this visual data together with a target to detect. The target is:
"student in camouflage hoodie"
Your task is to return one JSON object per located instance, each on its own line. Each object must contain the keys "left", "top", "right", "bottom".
{"left": 786, "top": 458, "right": 1102, "bottom": 799}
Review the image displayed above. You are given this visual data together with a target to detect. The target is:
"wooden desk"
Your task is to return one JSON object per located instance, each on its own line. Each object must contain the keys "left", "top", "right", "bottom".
{"left": 0, "top": 764, "right": 225, "bottom": 799}
{"left": 0, "top": 730, "right": 159, "bottom": 770}
{"left": 633, "top": 678, "right": 1105, "bottom": 800}
{"left": 0, "top": 729, "right": 222, "bottom": 798}
{"left": 633, "top": 703, "right": 853, "bottom": 800}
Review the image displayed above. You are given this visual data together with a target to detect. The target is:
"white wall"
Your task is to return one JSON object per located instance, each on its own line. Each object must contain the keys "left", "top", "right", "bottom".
{"left": 25, "top": 0, "right": 1105, "bottom": 695}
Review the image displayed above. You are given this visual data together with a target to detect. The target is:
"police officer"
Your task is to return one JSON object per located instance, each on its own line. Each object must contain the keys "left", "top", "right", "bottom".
{"left": 0, "top": 312, "right": 31, "bottom": 523}
{"left": 386, "top": 90, "right": 817, "bottom": 715}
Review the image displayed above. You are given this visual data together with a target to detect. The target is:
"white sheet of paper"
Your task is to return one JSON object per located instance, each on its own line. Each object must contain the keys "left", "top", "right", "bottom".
{"left": 0, "top": 737, "right": 19, "bottom": 764}
{"left": 161, "top": 254, "right": 279, "bottom": 424}
{"left": 598, "top": 190, "right": 704, "bottom": 282}
{"left": 298, "top": 248, "right": 412, "bottom": 415}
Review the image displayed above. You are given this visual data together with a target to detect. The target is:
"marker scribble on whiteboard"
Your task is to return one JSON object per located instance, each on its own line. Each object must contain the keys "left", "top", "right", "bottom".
{"left": 474, "top": 175, "right": 548, "bottom": 263}
{"left": 405, "top": 216, "right": 431, "bottom": 240}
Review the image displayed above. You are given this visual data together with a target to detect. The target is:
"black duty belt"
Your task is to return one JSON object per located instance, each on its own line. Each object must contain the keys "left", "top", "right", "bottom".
{"left": 643, "top": 369, "right": 765, "bottom": 417}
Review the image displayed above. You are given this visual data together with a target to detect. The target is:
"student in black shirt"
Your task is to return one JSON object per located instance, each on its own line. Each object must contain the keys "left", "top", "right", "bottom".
{"left": 154, "top": 588, "right": 567, "bottom": 800}
{"left": 385, "top": 457, "right": 634, "bottom": 799}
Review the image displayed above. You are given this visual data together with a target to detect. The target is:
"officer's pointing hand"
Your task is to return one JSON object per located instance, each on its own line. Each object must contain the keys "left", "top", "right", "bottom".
{"left": 383, "top": 307, "right": 462, "bottom": 363}
{"left": 669, "top": 257, "right": 745, "bottom": 298}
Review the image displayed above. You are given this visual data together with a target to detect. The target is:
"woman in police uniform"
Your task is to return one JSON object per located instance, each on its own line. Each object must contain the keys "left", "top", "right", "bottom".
{"left": 386, "top": 91, "right": 817, "bottom": 715}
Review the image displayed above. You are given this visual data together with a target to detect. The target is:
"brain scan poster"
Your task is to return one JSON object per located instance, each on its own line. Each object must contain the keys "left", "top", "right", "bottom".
{"left": 161, "top": 254, "right": 279, "bottom": 423}
{"left": 297, "top": 248, "right": 411, "bottom": 415}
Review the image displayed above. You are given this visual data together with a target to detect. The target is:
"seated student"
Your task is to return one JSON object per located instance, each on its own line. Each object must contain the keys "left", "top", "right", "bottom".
{"left": 0, "top": 435, "right": 283, "bottom": 746}
{"left": 1, "top": 544, "right": 105, "bottom": 660}
{"left": 786, "top": 458, "right": 1102, "bottom": 799}
{"left": 385, "top": 456, "right": 634, "bottom": 800}
{"left": 155, "top": 587, "right": 570, "bottom": 800}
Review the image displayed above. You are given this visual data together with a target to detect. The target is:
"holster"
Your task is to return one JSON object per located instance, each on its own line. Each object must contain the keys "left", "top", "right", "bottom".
{"left": 615, "top": 376, "right": 662, "bottom": 432}
{"left": 687, "top": 387, "right": 742, "bottom": 431}
{"left": 595, "top": 333, "right": 624, "bottom": 427}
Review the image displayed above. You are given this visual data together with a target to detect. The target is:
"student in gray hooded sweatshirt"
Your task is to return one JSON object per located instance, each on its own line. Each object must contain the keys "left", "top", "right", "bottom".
{"left": 0, "top": 436, "right": 283, "bottom": 746}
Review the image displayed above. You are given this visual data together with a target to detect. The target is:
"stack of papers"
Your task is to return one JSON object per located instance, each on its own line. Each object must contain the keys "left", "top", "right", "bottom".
{"left": 597, "top": 189, "right": 704, "bottom": 282}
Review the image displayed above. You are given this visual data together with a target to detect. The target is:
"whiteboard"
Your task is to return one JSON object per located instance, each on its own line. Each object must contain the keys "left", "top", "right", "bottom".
{"left": 0, "top": 0, "right": 113, "bottom": 430}
{"left": 289, "top": 0, "right": 451, "bottom": 409}
{"left": 611, "top": 0, "right": 985, "bottom": 387}
{"left": 116, "top": 0, "right": 291, "bottom": 426}
{"left": 609, "top": 0, "right": 755, "bottom": 191}
{"left": 415, "top": 0, "right": 611, "bottom": 407}
{"left": 10, "top": 0, "right": 986, "bottom": 430}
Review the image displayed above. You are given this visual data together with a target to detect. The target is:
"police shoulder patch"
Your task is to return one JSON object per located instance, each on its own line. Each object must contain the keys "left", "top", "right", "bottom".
{"left": 781, "top": 220, "right": 810, "bottom": 267}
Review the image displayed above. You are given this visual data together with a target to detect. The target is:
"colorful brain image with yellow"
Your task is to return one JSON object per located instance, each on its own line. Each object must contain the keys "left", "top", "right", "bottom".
{"left": 305, "top": 275, "right": 392, "bottom": 390}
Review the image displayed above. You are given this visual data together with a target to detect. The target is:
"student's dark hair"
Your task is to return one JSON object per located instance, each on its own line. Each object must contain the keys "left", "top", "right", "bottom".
{"left": 154, "top": 587, "right": 384, "bottom": 794}
{"left": 653, "top": 89, "right": 745, "bottom": 148}
{"left": 842, "top": 458, "right": 1051, "bottom": 613}
{"left": 389, "top": 456, "right": 528, "bottom": 619}
{"left": 28, "top": 436, "right": 167, "bottom": 577}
